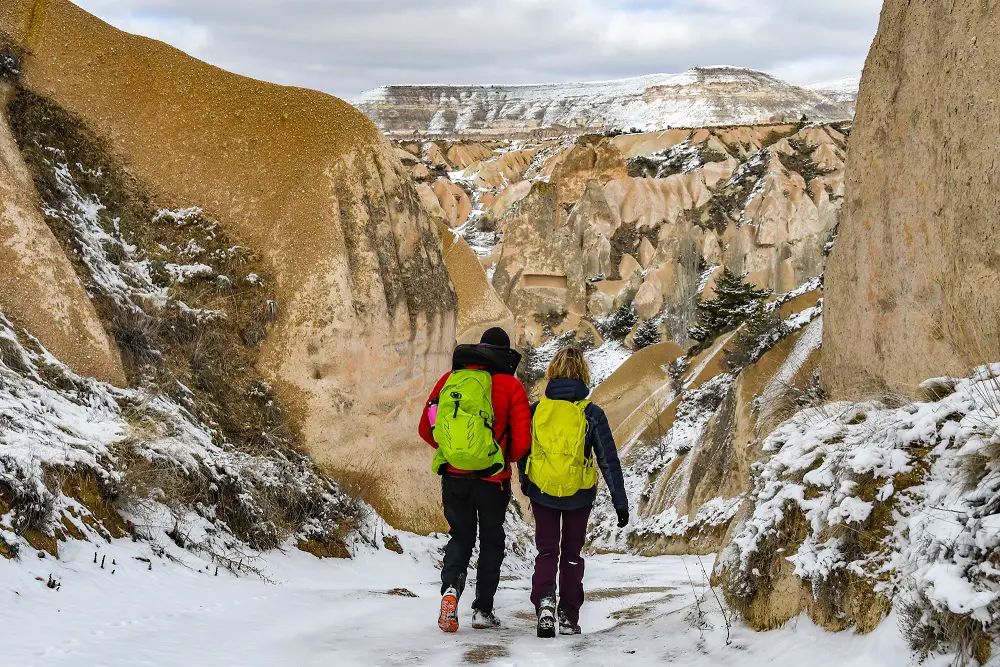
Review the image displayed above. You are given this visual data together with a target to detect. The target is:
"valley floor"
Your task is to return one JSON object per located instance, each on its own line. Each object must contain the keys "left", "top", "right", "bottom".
{"left": 1, "top": 530, "right": 913, "bottom": 667}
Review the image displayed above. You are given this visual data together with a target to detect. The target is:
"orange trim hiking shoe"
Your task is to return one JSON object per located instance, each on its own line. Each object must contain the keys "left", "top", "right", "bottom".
{"left": 439, "top": 588, "right": 459, "bottom": 633}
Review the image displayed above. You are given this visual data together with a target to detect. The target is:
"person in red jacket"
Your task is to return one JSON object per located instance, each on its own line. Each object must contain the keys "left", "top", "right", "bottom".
{"left": 419, "top": 327, "right": 531, "bottom": 633}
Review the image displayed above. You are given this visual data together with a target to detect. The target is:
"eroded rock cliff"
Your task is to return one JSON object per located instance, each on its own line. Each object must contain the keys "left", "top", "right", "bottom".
{"left": 1, "top": 0, "right": 457, "bottom": 532}
{"left": 824, "top": 0, "right": 1000, "bottom": 398}
{"left": 0, "top": 81, "right": 125, "bottom": 385}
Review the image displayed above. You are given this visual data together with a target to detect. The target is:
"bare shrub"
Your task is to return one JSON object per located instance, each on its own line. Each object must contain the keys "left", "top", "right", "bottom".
{"left": 901, "top": 594, "right": 992, "bottom": 667}
{"left": 0, "top": 337, "right": 30, "bottom": 373}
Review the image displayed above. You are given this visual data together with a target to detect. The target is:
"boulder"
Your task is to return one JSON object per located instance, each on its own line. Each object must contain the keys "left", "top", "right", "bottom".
{"left": 639, "top": 237, "right": 657, "bottom": 268}
{"left": 420, "top": 142, "right": 450, "bottom": 169}
{"left": 394, "top": 146, "right": 419, "bottom": 165}
{"left": 634, "top": 277, "right": 664, "bottom": 320}
{"left": 588, "top": 290, "right": 615, "bottom": 319}
{"left": 619, "top": 253, "right": 642, "bottom": 281}
{"left": 410, "top": 163, "right": 431, "bottom": 180}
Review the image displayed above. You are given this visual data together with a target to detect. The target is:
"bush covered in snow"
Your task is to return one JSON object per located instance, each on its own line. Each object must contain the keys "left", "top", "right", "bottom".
{"left": 719, "top": 366, "right": 1000, "bottom": 664}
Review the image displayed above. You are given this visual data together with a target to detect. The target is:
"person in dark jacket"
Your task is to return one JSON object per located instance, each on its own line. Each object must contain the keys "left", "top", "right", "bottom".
{"left": 419, "top": 327, "right": 532, "bottom": 633}
{"left": 518, "top": 345, "right": 628, "bottom": 637}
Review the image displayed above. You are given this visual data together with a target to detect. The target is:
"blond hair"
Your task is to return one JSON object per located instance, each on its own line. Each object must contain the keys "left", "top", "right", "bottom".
{"left": 546, "top": 346, "right": 591, "bottom": 387}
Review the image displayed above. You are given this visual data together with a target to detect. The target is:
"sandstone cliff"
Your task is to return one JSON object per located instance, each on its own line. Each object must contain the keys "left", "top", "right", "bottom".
{"left": 824, "top": 0, "right": 1000, "bottom": 398}
{"left": 1, "top": 0, "right": 457, "bottom": 532}
{"left": 0, "top": 81, "right": 124, "bottom": 385}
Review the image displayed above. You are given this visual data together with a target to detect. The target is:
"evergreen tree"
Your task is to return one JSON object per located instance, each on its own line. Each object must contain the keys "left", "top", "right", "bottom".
{"left": 689, "top": 268, "right": 772, "bottom": 343}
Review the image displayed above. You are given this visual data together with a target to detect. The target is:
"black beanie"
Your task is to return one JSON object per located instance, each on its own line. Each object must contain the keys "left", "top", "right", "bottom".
{"left": 480, "top": 327, "right": 511, "bottom": 348}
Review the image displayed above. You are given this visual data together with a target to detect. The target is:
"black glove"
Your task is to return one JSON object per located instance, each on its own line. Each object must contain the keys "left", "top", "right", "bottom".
{"left": 616, "top": 508, "right": 629, "bottom": 528}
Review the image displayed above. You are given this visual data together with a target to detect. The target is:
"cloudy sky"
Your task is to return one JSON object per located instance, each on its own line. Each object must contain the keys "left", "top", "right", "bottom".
{"left": 73, "top": 0, "right": 884, "bottom": 100}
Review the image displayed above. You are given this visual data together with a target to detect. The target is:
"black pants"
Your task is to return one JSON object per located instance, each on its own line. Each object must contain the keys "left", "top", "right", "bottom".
{"left": 440, "top": 475, "right": 511, "bottom": 614}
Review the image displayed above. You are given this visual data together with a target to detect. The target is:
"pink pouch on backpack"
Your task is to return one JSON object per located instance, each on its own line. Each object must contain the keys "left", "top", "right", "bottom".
{"left": 428, "top": 403, "right": 439, "bottom": 427}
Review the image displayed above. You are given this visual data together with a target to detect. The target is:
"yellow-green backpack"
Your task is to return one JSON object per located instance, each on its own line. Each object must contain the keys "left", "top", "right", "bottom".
{"left": 527, "top": 398, "right": 597, "bottom": 497}
{"left": 431, "top": 369, "right": 506, "bottom": 476}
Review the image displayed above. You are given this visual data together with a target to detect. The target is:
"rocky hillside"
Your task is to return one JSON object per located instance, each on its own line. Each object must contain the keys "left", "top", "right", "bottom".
{"left": 0, "top": 0, "right": 457, "bottom": 534}
{"left": 408, "top": 120, "right": 846, "bottom": 396}
{"left": 354, "top": 67, "right": 855, "bottom": 136}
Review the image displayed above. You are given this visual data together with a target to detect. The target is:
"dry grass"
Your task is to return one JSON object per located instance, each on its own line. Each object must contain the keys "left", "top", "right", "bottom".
{"left": 585, "top": 586, "right": 674, "bottom": 601}
{"left": 0, "top": 337, "right": 30, "bottom": 373}
{"left": 8, "top": 86, "right": 290, "bottom": 457}
{"left": 721, "top": 501, "right": 809, "bottom": 630}
{"left": 332, "top": 454, "right": 391, "bottom": 525}
{"left": 463, "top": 645, "right": 509, "bottom": 665}
{"left": 902, "top": 596, "right": 992, "bottom": 667}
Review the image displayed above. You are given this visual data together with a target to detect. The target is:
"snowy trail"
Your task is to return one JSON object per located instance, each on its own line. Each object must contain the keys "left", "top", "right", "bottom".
{"left": 1, "top": 532, "right": 910, "bottom": 667}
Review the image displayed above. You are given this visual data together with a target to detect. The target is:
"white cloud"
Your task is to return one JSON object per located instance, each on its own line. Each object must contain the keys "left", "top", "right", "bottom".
{"left": 73, "top": 0, "right": 884, "bottom": 99}
{"left": 115, "top": 15, "right": 211, "bottom": 58}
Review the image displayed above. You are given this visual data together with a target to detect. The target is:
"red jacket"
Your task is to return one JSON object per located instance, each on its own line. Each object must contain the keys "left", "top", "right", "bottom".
{"left": 419, "top": 370, "right": 531, "bottom": 483}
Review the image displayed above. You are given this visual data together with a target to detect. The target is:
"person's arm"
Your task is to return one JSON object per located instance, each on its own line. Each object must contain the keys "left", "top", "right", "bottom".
{"left": 418, "top": 373, "right": 450, "bottom": 448}
{"left": 588, "top": 404, "right": 628, "bottom": 514}
{"left": 506, "top": 382, "right": 533, "bottom": 465}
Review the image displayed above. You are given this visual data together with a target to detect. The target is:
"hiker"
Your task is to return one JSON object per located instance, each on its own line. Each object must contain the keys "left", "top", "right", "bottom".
{"left": 418, "top": 327, "right": 531, "bottom": 633}
{"left": 518, "top": 346, "right": 629, "bottom": 638}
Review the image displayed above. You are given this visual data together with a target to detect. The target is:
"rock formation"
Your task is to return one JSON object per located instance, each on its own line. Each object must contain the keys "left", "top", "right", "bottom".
{"left": 0, "top": 82, "right": 125, "bottom": 385}
{"left": 354, "top": 67, "right": 856, "bottom": 135}
{"left": 824, "top": 0, "right": 1000, "bottom": 398}
{"left": 437, "top": 221, "right": 514, "bottom": 344}
{"left": 425, "top": 123, "right": 845, "bottom": 351}
{"left": 1, "top": 0, "right": 456, "bottom": 533}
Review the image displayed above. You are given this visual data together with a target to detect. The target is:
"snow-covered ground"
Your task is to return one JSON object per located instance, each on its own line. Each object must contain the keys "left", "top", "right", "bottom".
{"left": 0, "top": 526, "right": 910, "bottom": 667}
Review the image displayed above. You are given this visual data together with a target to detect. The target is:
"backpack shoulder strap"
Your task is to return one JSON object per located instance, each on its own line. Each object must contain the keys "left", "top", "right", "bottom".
{"left": 576, "top": 400, "right": 594, "bottom": 459}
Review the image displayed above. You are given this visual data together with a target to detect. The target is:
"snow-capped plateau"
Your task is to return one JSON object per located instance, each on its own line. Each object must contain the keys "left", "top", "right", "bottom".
{"left": 808, "top": 75, "right": 861, "bottom": 104}
{"left": 352, "top": 66, "right": 856, "bottom": 135}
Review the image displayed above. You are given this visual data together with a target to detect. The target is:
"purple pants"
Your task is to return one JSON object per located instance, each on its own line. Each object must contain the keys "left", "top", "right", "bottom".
{"left": 529, "top": 502, "right": 592, "bottom": 623}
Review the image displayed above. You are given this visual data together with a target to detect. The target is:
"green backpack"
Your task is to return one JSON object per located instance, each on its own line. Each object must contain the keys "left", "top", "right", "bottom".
{"left": 526, "top": 398, "right": 597, "bottom": 497}
{"left": 431, "top": 369, "right": 506, "bottom": 476}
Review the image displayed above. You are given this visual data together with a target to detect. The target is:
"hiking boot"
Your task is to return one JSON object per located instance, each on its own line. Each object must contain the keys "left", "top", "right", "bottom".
{"left": 558, "top": 608, "right": 581, "bottom": 635}
{"left": 537, "top": 593, "right": 557, "bottom": 639}
{"left": 471, "top": 609, "right": 502, "bottom": 629}
{"left": 438, "top": 587, "right": 459, "bottom": 633}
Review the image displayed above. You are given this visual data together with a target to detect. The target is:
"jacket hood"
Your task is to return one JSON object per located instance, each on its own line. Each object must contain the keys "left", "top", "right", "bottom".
{"left": 453, "top": 343, "right": 522, "bottom": 376}
{"left": 545, "top": 378, "right": 590, "bottom": 402}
